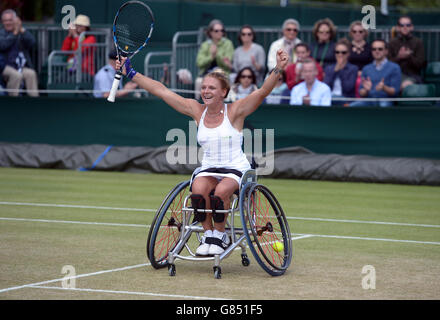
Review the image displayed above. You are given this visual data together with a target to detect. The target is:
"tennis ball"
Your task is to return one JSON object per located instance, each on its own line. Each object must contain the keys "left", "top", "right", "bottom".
{"left": 272, "top": 241, "right": 284, "bottom": 253}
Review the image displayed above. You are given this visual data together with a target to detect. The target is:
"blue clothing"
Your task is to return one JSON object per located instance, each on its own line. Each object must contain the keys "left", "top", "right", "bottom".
{"left": 289, "top": 79, "right": 331, "bottom": 107}
{"left": 265, "top": 83, "right": 290, "bottom": 105}
{"left": 0, "top": 28, "right": 36, "bottom": 70}
{"left": 310, "top": 41, "right": 336, "bottom": 69}
{"left": 324, "top": 62, "right": 358, "bottom": 98}
{"left": 93, "top": 64, "right": 122, "bottom": 98}
{"left": 359, "top": 59, "right": 401, "bottom": 99}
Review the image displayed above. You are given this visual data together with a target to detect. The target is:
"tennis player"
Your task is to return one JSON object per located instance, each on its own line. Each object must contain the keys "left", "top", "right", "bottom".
{"left": 116, "top": 49, "right": 288, "bottom": 255}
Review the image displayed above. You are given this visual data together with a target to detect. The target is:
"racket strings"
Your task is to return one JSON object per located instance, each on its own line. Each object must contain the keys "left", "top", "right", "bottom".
{"left": 115, "top": 3, "right": 153, "bottom": 53}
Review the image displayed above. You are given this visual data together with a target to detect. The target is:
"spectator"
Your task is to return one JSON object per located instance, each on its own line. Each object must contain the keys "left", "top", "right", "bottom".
{"left": 196, "top": 19, "right": 234, "bottom": 76}
{"left": 265, "top": 69, "right": 290, "bottom": 105}
{"left": 195, "top": 19, "right": 234, "bottom": 99}
{"left": 350, "top": 39, "right": 401, "bottom": 107}
{"left": 232, "top": 24, "right": 266, "bottom": 85}
{"left": 388, "top": 16, "right": 426, "bottom": 90}
{"left": 0, "top": 9, "right": 39, "bottom": 97}
{"left": 61, "top": 14, "right": 96, "bottom": 76}
{"left": 227, "top": 67, "right": 258, "bottom": 102}
{"left": 324, "top": 39, "right": 358, "bottom": 105}
{"left": 285, "top": 43, "right": 324, "bottom": 90}
{"left": 348, "top": 20, "right": 373, "bottom": 71}
{"left": 267, "top": 18, "right": 301, "bottom": 71}
{"left": 289, "top": 58, "right": 331, "bottom": 107}
{"left": 93, "top": 50, "right": 137, "bottom": 98}
{"left": 310, "top": 18, "right": 337, "bottom": 69}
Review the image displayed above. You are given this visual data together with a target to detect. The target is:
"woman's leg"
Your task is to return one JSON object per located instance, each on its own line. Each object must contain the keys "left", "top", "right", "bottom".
{"left": 191, "top": 176, "right": 218, "bottom": 231}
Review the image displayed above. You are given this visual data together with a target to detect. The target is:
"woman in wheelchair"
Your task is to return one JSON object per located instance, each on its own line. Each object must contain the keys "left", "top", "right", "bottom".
{"left": 117, "top": 49, "right": 288, "bottom": 256}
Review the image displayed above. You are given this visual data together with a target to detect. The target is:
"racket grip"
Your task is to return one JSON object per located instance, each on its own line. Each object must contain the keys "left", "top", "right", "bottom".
{"left": 107, "top": 72, "right": 122, "bottom": 102}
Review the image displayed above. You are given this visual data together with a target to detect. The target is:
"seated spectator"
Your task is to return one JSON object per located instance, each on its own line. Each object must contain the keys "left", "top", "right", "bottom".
{"left": 196, "top": 19, "right": 234, "bottom": 76}
{"left": 195, "top": 19, "right": 234, "bottom": 99}
{"left": 93, "top": 50, "right": 138, "bottom": 98}
{"left": 227, "top": 67, "right": 258, "bottom": 102}
{"left": 61, "top": 14, "right": 96, "bottom": 76}
{"left": 350, "top": 39, "right": 401, "bottom": 107}
{"left": 324, "top": 39, "right": 358, "bottom": 105}
{"left": 310, "top": 18, "right": 337, "bottom": 69}
{"left": 290, "top": 58, "right": 331, "bottom": 107}
{"left": 388, "top": 15, "right": 426, "bottom": 90}
{"left": 285, "top": 43, "right": 324, "bottom": 90}
{"left": 267, "top": 18, "right": 301, "bottom": 71}
{"left": 265, "top": 69, "right": 290, "bottom": 105}
{"left": 348, "top": 20, "right": 373, "bottom": 71}
{"left": 0, "top": 9, "right": 39, "bottom": 97}
{"left": 232, "top": 25, "right": 266, "bottom": 85}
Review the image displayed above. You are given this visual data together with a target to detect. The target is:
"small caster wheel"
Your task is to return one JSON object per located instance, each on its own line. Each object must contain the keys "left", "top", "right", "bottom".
{"left": 213, "top": 266, "right": 222, "bottom": 279}
{"left": 241, "top": 254, "right": 250, "bottom": 267}
{"left": 168, "top": 264, "right": 176, "bottom": 276}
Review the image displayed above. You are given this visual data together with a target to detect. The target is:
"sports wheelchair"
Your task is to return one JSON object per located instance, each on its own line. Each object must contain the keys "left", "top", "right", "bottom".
{"left": 146, "top": 168, "right": 293, "bottom": 279}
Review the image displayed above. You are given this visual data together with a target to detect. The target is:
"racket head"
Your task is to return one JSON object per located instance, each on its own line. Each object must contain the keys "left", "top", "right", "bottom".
{"left": 112, "top": 0, "right": 155, "bottom": 57}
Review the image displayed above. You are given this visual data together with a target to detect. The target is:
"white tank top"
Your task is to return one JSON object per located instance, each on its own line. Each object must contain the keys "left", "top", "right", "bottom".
{"left": 197, "top": 104, "right": 251, "bottom": 172}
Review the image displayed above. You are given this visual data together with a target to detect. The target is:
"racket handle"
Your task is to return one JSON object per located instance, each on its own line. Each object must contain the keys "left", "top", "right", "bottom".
{"left": 107, "top": 72, "right": 122, "bottom": 102}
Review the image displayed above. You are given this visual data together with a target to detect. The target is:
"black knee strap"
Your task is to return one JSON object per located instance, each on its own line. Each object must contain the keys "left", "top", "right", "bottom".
{"left": 210, "top": 195, "right": 225, "bottom": 223}
{"left": 190, "top": 194, "right": 206, "bottom": 222}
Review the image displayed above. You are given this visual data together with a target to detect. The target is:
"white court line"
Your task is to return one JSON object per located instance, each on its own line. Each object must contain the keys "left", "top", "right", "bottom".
{"left": 29, "top": 285, "right": 229, "bottom": 300}
{"left": 0, "top": 263, "right": 149, "bottom": 294}
{"left": 1, "top": 201, "right": 439, "bottom": 229}
{"left": 1, "top": 216, "right": 439, "bottom": 246}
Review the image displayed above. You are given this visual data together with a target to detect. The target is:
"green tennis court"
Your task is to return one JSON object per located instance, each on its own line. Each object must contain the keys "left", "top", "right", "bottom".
{"left": 0, "top": 167, "right": 439, "bottom": 300}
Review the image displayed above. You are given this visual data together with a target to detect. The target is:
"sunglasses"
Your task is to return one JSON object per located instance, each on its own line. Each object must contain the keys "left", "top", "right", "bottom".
{"left": 318, "top": 30, "right": 330, "bottom": 34}
{"left": 241, "top": 32, "right": 253, "bottom": 36}
{"left": 211, "top": 29, "right": 224, "bottom": 33}
{"left": 371, "top": 47, "right": 385, "bottom": 51}
{"left": 285, "top": 28, "right": 298, "bottom": 32}
{"left": 240, "top": 75, "right": 253, "bottom": 79}
{"left": 335, "top": 50, "right": 348, "bottom": 55}
{"left": 351, "top": 30, "right": 364, "bottom": 34}
{"left": 399, "top": 23, "right": 412, "bottom": 27}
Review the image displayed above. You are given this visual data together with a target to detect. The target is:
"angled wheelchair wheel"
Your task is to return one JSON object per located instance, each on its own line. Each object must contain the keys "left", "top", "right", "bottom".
{"left": 147, "top": 180, "right": 190, "bottom": 269}
{"left": 239, "top": 183, "right": 293, "bottom": 276}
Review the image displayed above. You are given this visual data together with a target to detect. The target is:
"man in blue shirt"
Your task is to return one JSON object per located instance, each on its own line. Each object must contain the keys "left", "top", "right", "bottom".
{"left": 350, "top": 39, "right": 401, "bottom": 107}
{"left": 289, "top": 58, "right": 331, "bottom": 106}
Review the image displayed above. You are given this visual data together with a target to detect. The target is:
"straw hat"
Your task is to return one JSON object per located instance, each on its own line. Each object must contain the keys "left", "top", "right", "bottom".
{"left": 74, "top": 14, "right": 91, "bottom": 27}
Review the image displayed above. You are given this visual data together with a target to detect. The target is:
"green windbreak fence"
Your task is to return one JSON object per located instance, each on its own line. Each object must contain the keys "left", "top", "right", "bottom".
{"left": 1, "top": 96, "right": 439, "bottom": 160}
{"left": 54, "top": 0, "right": 440, "bottom": 43}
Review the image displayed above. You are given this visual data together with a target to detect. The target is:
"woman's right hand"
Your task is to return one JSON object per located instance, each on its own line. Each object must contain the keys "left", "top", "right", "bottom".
{"left": 115, "top": 56, "right": 127, "bottom": 75}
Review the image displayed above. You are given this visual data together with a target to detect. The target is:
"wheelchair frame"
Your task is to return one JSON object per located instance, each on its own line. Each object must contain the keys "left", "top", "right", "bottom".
{"left": 146, "top": 169, "right": 293, "bottom": 279}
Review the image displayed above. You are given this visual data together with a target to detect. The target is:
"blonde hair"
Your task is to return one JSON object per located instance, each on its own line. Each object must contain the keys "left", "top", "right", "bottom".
{"left": 349, "top": 20, "right": 369, "bottom": 39}
{"left": 204, "top": 70, "right": 231, "bottom": 98}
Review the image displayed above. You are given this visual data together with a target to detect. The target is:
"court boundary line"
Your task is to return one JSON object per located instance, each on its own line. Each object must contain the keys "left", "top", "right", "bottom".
{"left": 1, "top": 201, "right": 439, "bottom": 229}
{"left": 29, "top": 285, "right": 230, "bottom": 300}
{"left": 1, "top": 216, "right": 439, "bottom": 246}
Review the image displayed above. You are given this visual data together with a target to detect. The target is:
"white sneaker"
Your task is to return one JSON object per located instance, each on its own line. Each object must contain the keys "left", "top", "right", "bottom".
{"left": 196, "top": 230, "right": 213, "bottom": 256}
{"left": 208, "top": 230, "right": 230, "bottom": 255}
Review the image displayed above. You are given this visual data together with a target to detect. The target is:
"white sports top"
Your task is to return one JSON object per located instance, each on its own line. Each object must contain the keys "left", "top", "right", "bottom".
{"left": 197, "top": 104, "right": 250, "bottom": 173}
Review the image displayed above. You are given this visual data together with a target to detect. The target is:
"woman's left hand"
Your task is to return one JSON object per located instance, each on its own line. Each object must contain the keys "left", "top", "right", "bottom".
{"left": 276, "top": 49, "right": 289, "bottom": 70}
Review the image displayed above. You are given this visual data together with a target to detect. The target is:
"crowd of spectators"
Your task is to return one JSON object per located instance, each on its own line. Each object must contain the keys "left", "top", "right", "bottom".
{"left": 0, "top": 9, "right": 432, "bottom": 106}
{"left": 195, "top": 16, "right": 429, "bottom": 107}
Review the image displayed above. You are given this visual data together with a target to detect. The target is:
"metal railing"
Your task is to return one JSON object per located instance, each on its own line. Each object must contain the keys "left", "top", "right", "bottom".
{"left": 143, "top": 26, "right": 440, "bottom": 93}
{"left": 47, "top": 31, "right": 109, "bottom": 90}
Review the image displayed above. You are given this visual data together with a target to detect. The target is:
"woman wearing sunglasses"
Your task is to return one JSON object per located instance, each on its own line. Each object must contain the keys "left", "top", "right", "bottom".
{"left": 323, "top": 38, "right": 358, "bottom": 105}
{"left": 231, "top": 25, "right": 266, "bottom": 86}
{"left": 310, "top": 18, "right": 337, "bottom": 69}
{"left": 348, "top": 21, "right": 373, "bottom": 72}
{"left": 227, "top": 67, "right": 258, "bottom": 102}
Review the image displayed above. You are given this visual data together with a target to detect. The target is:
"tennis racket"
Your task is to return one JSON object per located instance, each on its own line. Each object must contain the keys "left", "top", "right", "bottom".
{"left": 107, "top": 0, "right": 155, "bottom": 102}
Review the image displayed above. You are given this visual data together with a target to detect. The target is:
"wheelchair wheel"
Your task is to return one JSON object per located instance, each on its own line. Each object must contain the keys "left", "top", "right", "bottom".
{"left": 147, "top": 180, "right": 190, "bottom": 269}
{"left": 239, "top": 183, "right": 292, "bottom": 276}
